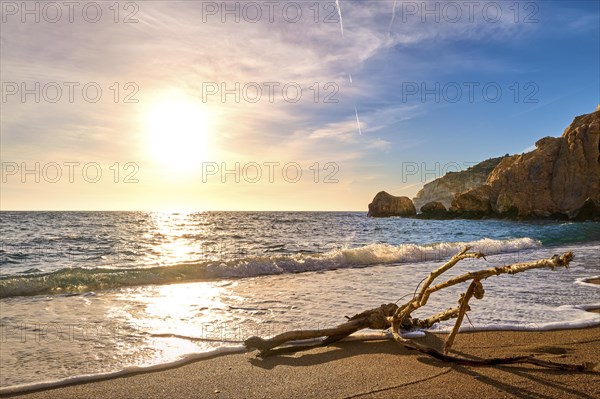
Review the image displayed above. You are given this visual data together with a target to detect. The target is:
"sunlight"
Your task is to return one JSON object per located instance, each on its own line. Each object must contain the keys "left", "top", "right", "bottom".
{"left": 145, "top": 90, "right": 215, "bottom": 172}
{"left": 115, "top": 282, "right": 230, "bottom": 365}
{"left": 143, "top": 283, "right": 224, "bottom": 324}
{"left": 147, "top": 211, "right": 203, "bottom": 265}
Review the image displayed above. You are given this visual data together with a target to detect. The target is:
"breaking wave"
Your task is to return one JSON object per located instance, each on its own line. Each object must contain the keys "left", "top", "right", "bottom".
{"left": 0, "top": 237, "right": 541, "bottom": 298}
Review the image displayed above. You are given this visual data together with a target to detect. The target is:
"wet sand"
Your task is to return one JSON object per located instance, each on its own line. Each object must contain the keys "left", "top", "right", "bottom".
{"left": 3, "top": 326, "right": 599, "bottom": 399}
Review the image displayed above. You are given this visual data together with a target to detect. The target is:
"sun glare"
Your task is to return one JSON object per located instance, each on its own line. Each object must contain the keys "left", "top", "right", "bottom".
{"left": 145, "top": 92, "right": 215, "bottom": 172}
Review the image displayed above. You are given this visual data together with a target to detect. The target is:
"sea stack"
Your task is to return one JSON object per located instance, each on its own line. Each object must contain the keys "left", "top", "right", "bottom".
{"left": 367, "top": 191, "right": 416, "bottom": 217}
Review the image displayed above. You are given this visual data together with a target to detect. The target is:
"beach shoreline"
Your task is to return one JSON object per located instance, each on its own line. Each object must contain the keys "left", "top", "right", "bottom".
{"left": 3, "top": 325, "right": 599, "bottom": 399}
{"left": 1, "top": 248, "right": 598, "bottom": 398}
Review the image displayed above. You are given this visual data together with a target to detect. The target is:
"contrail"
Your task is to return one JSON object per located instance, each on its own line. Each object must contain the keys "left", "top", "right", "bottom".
{"left": 335, "top": 1, "right": 360, "bottom": 136}
{"left": 354, "top": 106, "right": 362, "bottom": 135}
{"left": 389, "top": 0, "right": 397, "bottom": 34}
{"left": 335, "top": 0, "right": 344, "bottom": 36}
{"left": 349, "top": 73, "right": 362, "bottom": 136}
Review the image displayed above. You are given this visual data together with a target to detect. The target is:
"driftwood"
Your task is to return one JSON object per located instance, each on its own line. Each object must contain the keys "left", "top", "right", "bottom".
{"left": 245, "top": 248, "right": 598, "bottom": 372}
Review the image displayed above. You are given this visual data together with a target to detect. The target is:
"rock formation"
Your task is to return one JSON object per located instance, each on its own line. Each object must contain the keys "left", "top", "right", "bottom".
{"left": 570, "top": 198, "right": 600, "bottom": 221}
{"left": 368, "top": 108, "right": 599, "bottom": 220}
{"left": 419, "top": 201, "right": 450, "bottom": 219}
{"left": 413, "top": 157, "right": 505, "bottom": 210}
{"left": 451, "top": 109, "right": 600, "bottom": 219}
{"left": 368, "top": 191, "right": 416, "bottom": 217}
{"left": 448, "top": 185, "right": 493, "bottom": 218}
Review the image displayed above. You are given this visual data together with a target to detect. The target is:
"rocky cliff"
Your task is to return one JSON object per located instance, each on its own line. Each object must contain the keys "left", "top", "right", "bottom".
{"left": 451, "top": 109, "right": 600, "bottom": 219}
{"left": 413, "top": 156, "right": 506, "bottom": 210}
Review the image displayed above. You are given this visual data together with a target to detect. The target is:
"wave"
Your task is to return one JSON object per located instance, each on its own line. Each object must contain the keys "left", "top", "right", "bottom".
{"left": 0, "top": 237, "right": 541, "bottom": 298}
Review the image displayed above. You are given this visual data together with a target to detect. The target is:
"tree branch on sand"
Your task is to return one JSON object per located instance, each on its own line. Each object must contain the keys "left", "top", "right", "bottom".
{"left": 244, "top": 249, "right": 599, "bottom": 372}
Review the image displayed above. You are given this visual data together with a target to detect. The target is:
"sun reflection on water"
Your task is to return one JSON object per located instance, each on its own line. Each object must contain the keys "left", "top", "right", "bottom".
{"left": 105, "top": 212, "right": 240, "bottom": 365}
{"left": 110, "top": 281, "right": 233, "bottom": 365}
{"left": 147, "top": 212, "right": 209, "bottom": 265}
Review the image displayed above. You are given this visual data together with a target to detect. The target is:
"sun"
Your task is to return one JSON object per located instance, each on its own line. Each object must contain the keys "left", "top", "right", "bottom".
{"left": 145, "top": 91, "right": 214, "bottom": 171}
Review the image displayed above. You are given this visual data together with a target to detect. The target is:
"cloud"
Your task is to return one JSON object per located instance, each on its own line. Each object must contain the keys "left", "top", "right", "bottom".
{"left": 366, "top": 138, "right": 392, "bottom": 151}
{"left": 0, "top": 1, "right": 548, "bottom": 169}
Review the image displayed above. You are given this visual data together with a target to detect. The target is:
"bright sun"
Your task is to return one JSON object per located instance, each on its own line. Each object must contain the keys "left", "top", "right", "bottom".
{"left": 145, "top": 92, "right": 214, "bottom": 171}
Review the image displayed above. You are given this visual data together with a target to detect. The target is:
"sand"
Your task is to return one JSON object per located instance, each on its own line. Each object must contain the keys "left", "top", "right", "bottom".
{"left": 3, "top": 326, "right": 599, "bottom": 399}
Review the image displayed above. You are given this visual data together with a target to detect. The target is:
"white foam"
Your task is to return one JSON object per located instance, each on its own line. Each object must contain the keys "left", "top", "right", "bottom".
{"left": 206, "top": 237, "right": 542, "bottom": 279}
{"left": 575, "top": 275, "right": 600, "bottom": 288}
{"left": 1, "top": 237, "right": 543, "bottom": 298}
{"left": 0, "top": 330, "right": 419, "bottom": 395}
{"left": 0, "top": 345, "right": 246, "bottom": 395}
{"left": 428, "top": 305, "right": 600, "bottom": 333}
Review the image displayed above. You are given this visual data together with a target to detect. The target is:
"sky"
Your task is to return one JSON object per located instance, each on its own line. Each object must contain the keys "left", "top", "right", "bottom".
{"left": 1, "top": 0, "right": 599, "bottom": 211}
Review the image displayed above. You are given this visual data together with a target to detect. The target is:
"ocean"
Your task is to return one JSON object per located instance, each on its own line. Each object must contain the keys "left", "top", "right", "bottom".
{"left": 1, "top": 211, "right": 599, "bottom": 392}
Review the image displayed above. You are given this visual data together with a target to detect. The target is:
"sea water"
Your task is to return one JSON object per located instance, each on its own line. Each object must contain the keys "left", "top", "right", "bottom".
{"left": 1, "top": 211, "right": 599, "bottom": 392}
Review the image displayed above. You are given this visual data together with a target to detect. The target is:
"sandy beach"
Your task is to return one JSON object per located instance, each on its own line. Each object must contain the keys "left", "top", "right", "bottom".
{"left": 2, "top": 0, "right": 599, "bottom": 396}
{"left": 4, "top": 325, "right": 599, "bottom": 399}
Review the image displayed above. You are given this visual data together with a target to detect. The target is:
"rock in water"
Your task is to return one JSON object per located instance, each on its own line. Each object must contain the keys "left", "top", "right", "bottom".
{"left": 449, "top": 185, "right": 493, "bottom": 218}
{"left": 419, "top": 201, "right": 449, "bottom": 218}
{"left": 368, "top": 191, "right": 416, "bottom": 217}
{"left": 421, "top": 201, "right": 447, "bottom": 213}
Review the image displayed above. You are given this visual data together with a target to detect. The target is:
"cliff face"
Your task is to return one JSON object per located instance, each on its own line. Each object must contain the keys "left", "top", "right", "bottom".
{"left": 413, "top": 157, "right": 505, "bottom": 210}
{"left": 452, "top": 110, "right": 600, "bottom": 219}
{"left": 369, "top": 108, "right": 599, "bottom": 220}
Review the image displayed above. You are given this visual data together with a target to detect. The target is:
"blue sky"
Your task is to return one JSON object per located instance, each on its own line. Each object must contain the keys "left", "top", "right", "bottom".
{"left": 1, "top": 0, "right": 599, "bottom": 210}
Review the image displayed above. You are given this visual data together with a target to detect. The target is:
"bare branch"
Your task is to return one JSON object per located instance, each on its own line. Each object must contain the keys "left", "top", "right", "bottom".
{"left": 444, "top": 279, "right": 483, "bottom": 353}
{"left": 393, "top": 246, "right": 484, "bottom": 324}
